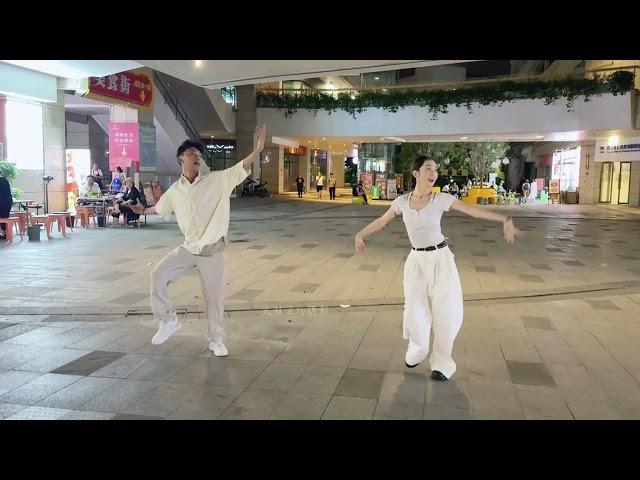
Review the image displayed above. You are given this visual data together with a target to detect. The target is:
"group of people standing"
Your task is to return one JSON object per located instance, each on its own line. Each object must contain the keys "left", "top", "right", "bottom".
{"left": 295, "top": 173, "right": 337, "bottom": 200}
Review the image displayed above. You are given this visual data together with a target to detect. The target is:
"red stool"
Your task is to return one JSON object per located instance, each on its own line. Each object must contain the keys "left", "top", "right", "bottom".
{"left": 10, "top": 211, "right": 29, "bottom": 235}
{"left": 50, "top": 213, "right": 69, "bottom": 237}
{"left": 0, "top": 217, "right": 23, "bottom": 243}
{"left": 31, "top": 215, "right": 54, "bottom": 239}
{"left": 75, "top": 206, "right": 96, "bottom": 228}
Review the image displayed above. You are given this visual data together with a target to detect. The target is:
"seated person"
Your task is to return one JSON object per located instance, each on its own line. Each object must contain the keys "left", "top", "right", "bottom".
{"left": 78, "top": 175, "right": 101, "bottom": 204}
{"left": 110, "top": 177, "right": 143, "bottom": 227}
{"left": 0, "top": 177, "right": 12, "bottom": 240}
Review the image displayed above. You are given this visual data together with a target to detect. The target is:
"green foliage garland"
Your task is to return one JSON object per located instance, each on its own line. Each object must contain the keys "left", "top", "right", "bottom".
{"left": 257, "top": 71, "right": 635, "bottom": 120}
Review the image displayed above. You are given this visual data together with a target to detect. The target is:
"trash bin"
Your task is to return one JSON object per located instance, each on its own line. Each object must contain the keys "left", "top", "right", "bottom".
{"left": 371, "top": 185, "right": 380, "bottom": 200}
{"left": 97, "top": 216, "right": 107, "bottom": 227}
{"left": 27, "top": 225, "right": 41, "bottom": 242}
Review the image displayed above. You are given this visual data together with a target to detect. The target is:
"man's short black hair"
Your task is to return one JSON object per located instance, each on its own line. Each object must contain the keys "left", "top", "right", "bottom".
{"left": 177, "top": 139, "right": 205, "bottom": 158}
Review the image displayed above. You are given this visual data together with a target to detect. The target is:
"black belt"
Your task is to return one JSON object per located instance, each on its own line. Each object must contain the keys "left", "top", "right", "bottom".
{"left": 412, "top": 240, "right": 447, "bottom": 251}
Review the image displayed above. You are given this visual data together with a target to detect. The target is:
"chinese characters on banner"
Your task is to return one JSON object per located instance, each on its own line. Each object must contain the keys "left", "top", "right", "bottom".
{"left": 108, "top": 122, "right": 140, "bottom": 171}
{"left": 87, "top": 71, "right": 153, "bottom": 108}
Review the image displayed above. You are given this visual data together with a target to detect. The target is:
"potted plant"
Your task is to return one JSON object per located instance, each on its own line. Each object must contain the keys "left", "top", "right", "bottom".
{"left": 0, "top": 160, "right": 23, "bottom": 199}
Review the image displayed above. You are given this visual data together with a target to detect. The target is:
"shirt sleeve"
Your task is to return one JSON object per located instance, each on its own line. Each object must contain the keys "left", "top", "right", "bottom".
{"left": 224, "top": 161, "right": 251, "bottom": 195}
{"left": 437, "top": 192, "right": 456, "bottom": 211}
{"left": 390, "top": 195, "right": 404, "bottom": 215}
{"left": 154, "top": 188, "right": 173, "bottom": 220}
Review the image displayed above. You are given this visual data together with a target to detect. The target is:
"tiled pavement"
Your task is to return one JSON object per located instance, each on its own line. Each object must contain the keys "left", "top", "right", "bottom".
{"left": 1, "top": 196, "right": 640, "bottom": 419}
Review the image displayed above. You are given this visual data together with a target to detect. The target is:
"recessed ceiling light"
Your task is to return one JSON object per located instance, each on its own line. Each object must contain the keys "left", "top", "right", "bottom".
{"left": 535, "top": 135, "right": 544, "bottom": 139}
{"left": 307, "top": 140, "right": 311, "bottom": 143}
{"left": 195, "top": 60, "right": 203, "bottom": 67}
{"left": 374, "top": 76, "right": 380, "bottom": 80}
{"left": 210, "top": 135, "right": 215, "bottom": 138}
{"left": 322, "top": 137, "right": 327, "bottom": 140}
{"left": 460, "top": 136, "right": 468, "bottom": 140}
{"left": 608, "top": 135, "right": 619, "bottom": 146}
{"left": 382, "top": 88, "right": 388, "bottom": 92}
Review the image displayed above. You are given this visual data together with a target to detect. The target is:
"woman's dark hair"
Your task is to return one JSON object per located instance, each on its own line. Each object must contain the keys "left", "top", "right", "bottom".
{"left": 116, "top": 166, "right": 123, "bottom": 173}
{"left": 0, "top": 177, "right": 11, "bottom": 201}
{"left": 411, "top": 155, "right": 436, "bottom": 188}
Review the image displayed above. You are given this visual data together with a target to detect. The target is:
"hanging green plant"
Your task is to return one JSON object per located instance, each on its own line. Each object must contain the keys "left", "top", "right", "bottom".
{"left": 257, "top": 71, "right": 635, "bottom": 120}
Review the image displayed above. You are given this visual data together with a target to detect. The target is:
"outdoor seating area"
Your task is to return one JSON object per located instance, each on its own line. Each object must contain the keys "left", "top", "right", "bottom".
{"left": 2, "top": 181, "right": 160, "bottom": 244}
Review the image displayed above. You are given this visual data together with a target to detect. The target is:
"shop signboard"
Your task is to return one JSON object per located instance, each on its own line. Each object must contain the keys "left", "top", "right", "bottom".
{"left": 387, "top": 178, "right": 397, "bottom": 200}
{"left": 285, "top": 146, "right": 306, "bottom": 155}
{"left": 535, "top": 178, "right": 545, "bottom": 191}
{"left": 139, "top": 122, "right": 157, "bottom": 171}
{"left": 360, "top": 171, "right": 373, "bottom": 192}
{"left": 87, "top": 70, "right": 153, "bottom": 109}
{"left": 595, "top": 137, "right": 640, "bottom": 162}
{"left": 378, "top": 178, "right": 387, "bottom": 200}
{"left": 549, "top": 179, "right": 560, "bottom": 194}
{"left": 395, "top": 173, "right": 404, "bottom": 193}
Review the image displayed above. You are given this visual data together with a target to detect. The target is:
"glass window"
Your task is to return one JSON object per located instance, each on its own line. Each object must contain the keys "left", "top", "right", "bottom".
{"left": 6, "top": 98, "right": 43, "bottom": 170}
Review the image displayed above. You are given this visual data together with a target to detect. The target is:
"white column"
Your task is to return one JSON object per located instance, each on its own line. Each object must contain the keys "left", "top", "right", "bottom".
{"left": 43, "top": 90, "right": 66, "bottom": 212}
{"left": 578, "top": 143, "right": 597, "bottom": 204}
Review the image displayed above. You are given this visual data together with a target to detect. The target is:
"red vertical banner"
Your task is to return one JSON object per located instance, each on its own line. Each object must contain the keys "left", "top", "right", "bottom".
{"left": 109, "top": 122, "right": 140, "bottom": 171}
{"left": 65, "top": 150, "right": 78, "bottom": 192}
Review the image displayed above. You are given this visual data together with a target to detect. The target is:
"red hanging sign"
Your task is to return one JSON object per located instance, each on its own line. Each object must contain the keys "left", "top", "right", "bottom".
{"left": 87, "top": 71, "right": 153, "bottom": 108}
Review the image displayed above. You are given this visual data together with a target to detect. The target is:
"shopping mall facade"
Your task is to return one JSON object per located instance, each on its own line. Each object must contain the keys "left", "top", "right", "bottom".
{"left": 1, "top": 60, "right": 640, "bottom": 212}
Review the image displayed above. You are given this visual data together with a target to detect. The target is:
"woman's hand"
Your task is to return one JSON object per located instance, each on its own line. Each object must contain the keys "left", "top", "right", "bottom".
{"left": 503, "top": 217, "right": 523, "bottom": 244}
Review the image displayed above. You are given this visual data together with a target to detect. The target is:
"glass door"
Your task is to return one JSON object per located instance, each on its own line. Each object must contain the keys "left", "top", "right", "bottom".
{"left": 599, "top": 162, "right": 613, "bottom": 203}
{"left": 618, "top": 162, "right": 631, "bottom": 204}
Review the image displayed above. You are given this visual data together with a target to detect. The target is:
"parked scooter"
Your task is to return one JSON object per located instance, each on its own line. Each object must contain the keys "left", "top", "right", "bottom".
{"left": 241, "top": 178, "right": 268, "bottom": 197}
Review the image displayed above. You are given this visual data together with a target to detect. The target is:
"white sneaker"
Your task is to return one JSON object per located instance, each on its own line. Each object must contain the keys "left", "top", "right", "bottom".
{"left": 404, "top": 341, "right": 428, "bottom": 368}
{"left": 151, "top": 319, "right": 181, "bottom": 345}
{"left": 209, "top": 339, "right": 228, "bottom": 357}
